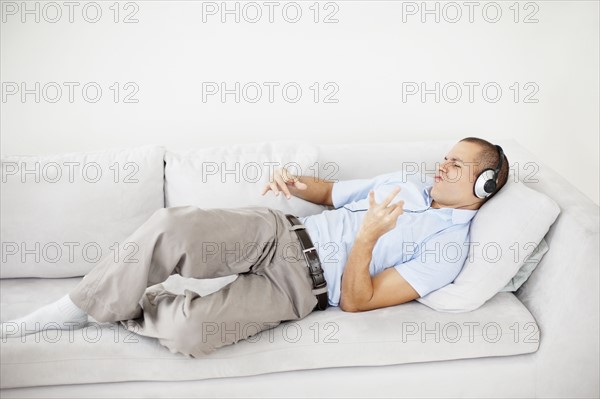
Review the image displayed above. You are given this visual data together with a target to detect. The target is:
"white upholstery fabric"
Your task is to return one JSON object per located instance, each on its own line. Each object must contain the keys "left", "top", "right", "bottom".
{"left": 0, "top": 275, "right": 538, "bottom": 389}
{"left": 165, "top": 141, "right": 327, "bottom": 217}
{"left": 0, "top": 145, "right": 165, "bottom": 279}
{"left": 500, "top": 238, "right": 549, "bottom": 292}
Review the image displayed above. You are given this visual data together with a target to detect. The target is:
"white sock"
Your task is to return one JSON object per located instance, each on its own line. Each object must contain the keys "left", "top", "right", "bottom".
{"left": 0, "top": 294, "right": 88, "bottom": 339}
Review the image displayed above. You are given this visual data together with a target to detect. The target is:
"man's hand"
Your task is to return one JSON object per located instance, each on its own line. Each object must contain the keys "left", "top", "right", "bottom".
{"left": 260, "top": 167, "right": 308, "bottom": 200}
{"left": 356, "top": 187, "right": 404, "bottom": 243}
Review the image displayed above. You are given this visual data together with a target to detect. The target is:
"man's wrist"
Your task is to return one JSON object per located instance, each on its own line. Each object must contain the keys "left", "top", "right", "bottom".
{"left": 354, "top": 230, "right": 378, "bottom": 247}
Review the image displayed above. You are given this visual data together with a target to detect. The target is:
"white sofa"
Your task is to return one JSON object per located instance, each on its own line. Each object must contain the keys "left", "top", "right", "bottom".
{"left": 1, "top": 139, "right": 598, "bottom": 398}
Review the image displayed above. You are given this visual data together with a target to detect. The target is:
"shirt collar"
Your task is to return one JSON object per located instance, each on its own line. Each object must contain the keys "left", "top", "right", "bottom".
{"left": 423, "top": 181, "right": 478, "bottom": 225}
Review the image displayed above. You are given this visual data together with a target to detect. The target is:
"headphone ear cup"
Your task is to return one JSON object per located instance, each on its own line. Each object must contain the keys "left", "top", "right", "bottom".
{"left": 474, "top": 168, "right": 495, "bottom": 199}
{"left": 483, "top": 179, "right": 497, "bottom": 194}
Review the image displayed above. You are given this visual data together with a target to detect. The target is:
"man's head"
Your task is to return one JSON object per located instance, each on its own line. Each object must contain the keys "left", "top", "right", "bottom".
{"left": 430, "top": 137, "right": 509, "bottom": 210}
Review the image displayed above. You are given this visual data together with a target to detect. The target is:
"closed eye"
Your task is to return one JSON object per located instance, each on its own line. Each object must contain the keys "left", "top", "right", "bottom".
{"left": 443, "top": 157, "right": 461, "bottom": 168}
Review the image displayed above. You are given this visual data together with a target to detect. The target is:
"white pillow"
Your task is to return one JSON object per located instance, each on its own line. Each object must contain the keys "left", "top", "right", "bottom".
{"left": 165, "top": 141, "right": 327, "bottom": 217}
{"left": 416, "top": 176, "right": 560, "bottom": 312}
{"left": 1, "top": 145, "right": 165, "bottom": 279}
{"left": 500, "top": 238, "right": 549, "bottom": 292}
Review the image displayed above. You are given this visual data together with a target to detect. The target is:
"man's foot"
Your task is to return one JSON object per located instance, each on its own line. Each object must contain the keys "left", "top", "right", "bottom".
{"left": 0, "top": 294, "right": 88, "bottom": 338}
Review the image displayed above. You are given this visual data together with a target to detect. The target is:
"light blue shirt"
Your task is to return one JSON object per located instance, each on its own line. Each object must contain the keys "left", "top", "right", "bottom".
{"left": 298, "top": 171, "right": 477, "bottom": 307}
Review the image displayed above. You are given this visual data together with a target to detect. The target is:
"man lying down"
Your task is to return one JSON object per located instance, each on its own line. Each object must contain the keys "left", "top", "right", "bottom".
{"left": 0, "top": 136, "right": 509, "bottom": 358}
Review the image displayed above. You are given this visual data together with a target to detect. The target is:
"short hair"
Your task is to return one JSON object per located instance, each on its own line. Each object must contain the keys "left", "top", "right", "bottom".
{"left": 459, "top": 137, "right": 510, "bottom": 205}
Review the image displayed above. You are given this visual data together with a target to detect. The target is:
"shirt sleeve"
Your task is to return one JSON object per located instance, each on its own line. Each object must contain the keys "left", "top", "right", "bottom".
{"left": 331, "top": 170, "right": 400, "bottom": 209}
{"left": 393, "top": 228, "right": 470, "bottom": 298}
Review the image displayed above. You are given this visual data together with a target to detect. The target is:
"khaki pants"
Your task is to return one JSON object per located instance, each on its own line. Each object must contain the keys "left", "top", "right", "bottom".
{"left": 69, "top": 206, "right": 322, "bottom": 358}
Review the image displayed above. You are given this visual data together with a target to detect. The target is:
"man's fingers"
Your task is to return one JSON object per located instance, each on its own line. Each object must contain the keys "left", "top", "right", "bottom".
{"left": 381, "top": 186, "right": 402, "bottom": 207}
{"left": 260, "top": 181, "right": 280, "bottom": 196}
{"left": 369, "top": 187, "right": 402, "bottom": 208}
{"left": 370, "top": 188, "right": 401, "bottom": 209}
{"left": 261, "top": 167, "right": 296, "bottom": 198}
{"left": 390, "top": 201, "right": 405, "bottom": 218}
{"left": 280, "top": 168, "right": 295, "bottom": 183}
{"left": 260, "top": 183, "right": 270, "bottom": 196}
{"left": 284, "top": 170, "right": 307, "bottom": 191}
{"left": 274, "top": 174, "right": 291, "bottom": 199}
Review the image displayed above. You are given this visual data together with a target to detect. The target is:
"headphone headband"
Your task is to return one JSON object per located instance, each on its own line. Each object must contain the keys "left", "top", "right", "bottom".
{"left": 493, "top": 145, "right": 504, "bottom": 179}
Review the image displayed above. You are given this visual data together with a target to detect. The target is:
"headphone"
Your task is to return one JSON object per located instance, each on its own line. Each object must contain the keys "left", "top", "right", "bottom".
{"left": 473, "top": 144, "right": 504, "bottom": 199}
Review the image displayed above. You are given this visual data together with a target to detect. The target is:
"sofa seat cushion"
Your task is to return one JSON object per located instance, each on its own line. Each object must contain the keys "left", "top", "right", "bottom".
{"left": 0, "top": 275, "right": 540, "bottom": 389}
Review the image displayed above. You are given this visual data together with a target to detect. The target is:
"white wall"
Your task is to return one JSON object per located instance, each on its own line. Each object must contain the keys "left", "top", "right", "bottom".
{"left": 1, "top": 0, "right": 598, "bottom": 205}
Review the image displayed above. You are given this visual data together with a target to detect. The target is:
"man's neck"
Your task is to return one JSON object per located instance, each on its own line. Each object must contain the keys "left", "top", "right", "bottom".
{"left": 431, "top": 199, "right": 480, "bottom": 210}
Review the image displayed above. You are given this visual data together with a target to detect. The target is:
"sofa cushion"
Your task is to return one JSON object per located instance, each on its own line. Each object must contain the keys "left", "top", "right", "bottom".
{"left": 0, "top": 275, "right": 539, "bottom": 389}
{"left": 165, "top": 141, "right": 327, "bottom": 217}
{"left": 0, "top": 146, "right": 165, "bottom": 279}
{"left": 417, "top": 175, "right": 561, "bottom": 312}
{"left": 500, "top": 238, "right": 549, "bottom": 292}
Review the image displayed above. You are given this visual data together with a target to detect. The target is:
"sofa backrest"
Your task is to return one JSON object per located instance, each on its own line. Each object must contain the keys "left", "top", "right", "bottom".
{"left": 1, "top": 145, "right": 165, "bottom": 278}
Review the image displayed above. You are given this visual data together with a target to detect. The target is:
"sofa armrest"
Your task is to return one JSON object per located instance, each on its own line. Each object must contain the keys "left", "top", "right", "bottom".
{"left": 514, "top": 159, "right": 599, "bottom": 397}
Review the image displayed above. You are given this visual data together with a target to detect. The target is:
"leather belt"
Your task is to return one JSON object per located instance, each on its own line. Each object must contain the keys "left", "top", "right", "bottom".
{"left": 285, "top": 214, "right": 329, "bottom": 311}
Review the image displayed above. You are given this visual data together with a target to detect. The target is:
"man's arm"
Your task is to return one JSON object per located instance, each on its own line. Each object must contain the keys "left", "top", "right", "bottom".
{"left": 339, "top": 187, "right": 420, "bottom": 312}
{"left": 339, "top": 235, "right": 420, "bottom": 312}
{"left": 261, "top": 167, "right": 334, "bottom": 206}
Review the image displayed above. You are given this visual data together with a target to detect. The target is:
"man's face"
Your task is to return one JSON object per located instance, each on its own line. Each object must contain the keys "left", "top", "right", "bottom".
{"left": 430, "top": 141, "right": 482, "bottom": 209}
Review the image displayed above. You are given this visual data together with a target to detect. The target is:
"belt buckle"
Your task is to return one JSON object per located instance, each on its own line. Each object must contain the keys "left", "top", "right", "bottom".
{"left": 302, "top": 247, "right": 327, "bottom": 289}
{"left": 302, "top": 247, "right": 318, "bottom": 271}
{"left": 302, "top": 246, "right": 317, "bottom": 256}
